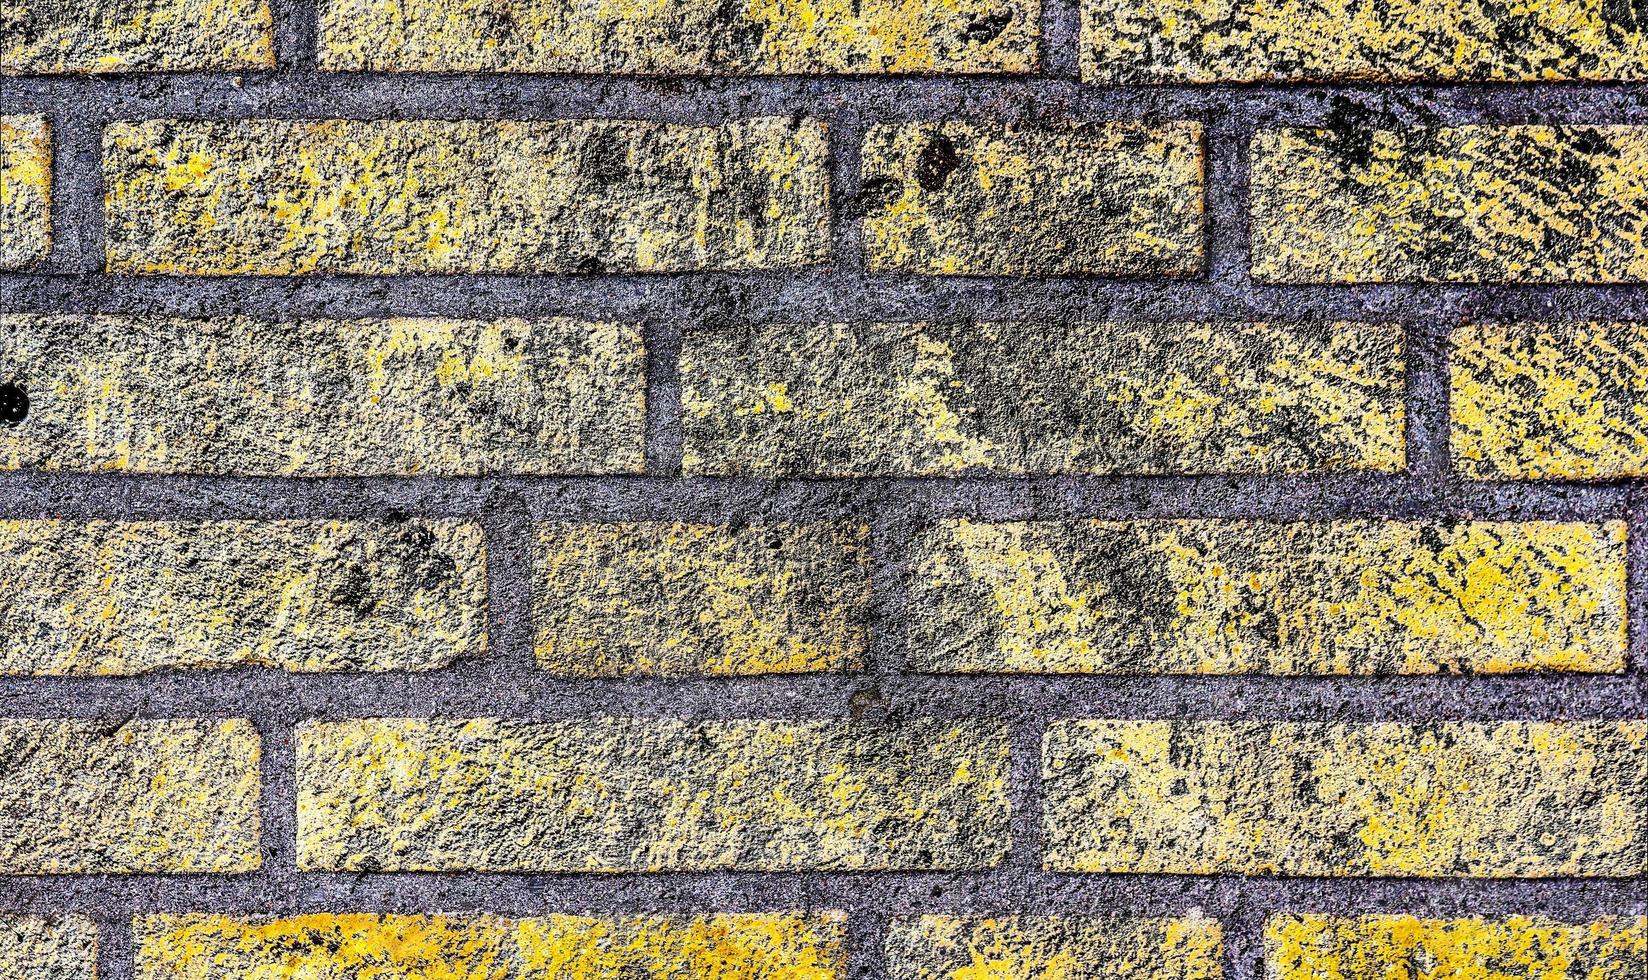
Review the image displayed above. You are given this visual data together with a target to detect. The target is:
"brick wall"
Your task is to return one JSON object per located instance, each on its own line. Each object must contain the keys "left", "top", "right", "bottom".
{"left": 2, "top": 1, "right": 1645, "bottom": 978}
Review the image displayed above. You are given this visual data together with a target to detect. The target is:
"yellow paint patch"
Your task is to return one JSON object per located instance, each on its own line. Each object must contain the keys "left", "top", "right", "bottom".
{"left": 886, "top": 916, "right": 1223, "bottom": 979}
{"left": 2, "top": 0, "right": 274, "bottom": 72}
{"left": 0, "top": 115, "right": 51, "bottom": 269}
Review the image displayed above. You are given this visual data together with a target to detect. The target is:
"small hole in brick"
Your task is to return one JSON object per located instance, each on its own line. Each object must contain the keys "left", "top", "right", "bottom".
{"left": 0, "top": 383, "right": 27, "bottom": 427}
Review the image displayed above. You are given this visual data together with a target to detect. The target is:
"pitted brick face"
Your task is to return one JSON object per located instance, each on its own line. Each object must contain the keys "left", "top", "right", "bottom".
{"left": 2, "top": 0, "right": 275, "bottom": 73}
{"left": 1265, "top": 915, "right": 1647, "bottom": 980}
{"left": 886, "top": 916, "right": 1224, "bottom": 979}
{"left": 0, "top": 116, "right": 50, "bottom": 270}
{"left": 0, "top": 916, "right": 96, "bottom": 980}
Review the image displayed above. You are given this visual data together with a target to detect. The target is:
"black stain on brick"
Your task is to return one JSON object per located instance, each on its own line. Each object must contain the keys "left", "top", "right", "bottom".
{"left": 914, "top": 133, "right": 962, "bottom": 192}
{"left": 963, "top": 10, "right": 1014, "bottom": 43}
{"left": 0, "top": 383, "right": 27, "bottom": 427}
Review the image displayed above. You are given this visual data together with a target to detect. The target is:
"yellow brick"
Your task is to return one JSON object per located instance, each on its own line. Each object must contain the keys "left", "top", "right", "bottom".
{"left": 862, "top": 121, "right": 1203, "bottom": 275}
{"left": 682, "top": 321, "right": 1402, "bottom": 476}
{"left": 0, "top": 718, "right": 260, "bottom": 873}
{"left": 1082, "top": 0, "right": 1648, "bottom": 83}
{"left": 1, "top": 315, "right": 646, "bottom": 476}
{"left": 320, "top": 0, "right": 1038, "bottom": 74}
{"left": 0, "top": 115, "right": 50, "bottom": 269}
{"left": 1252, "top": 126, "right": 1648, "bottom": 283}
{"left": 887, "top": 916, "right": 1223, "bottom": 980}
{"left": 2, "top": 0, "right": 274, "bottom": 73}
{"left": 0, "top": 916, "right": 96, "bottom": 980}
{"left": 1452, "top": 322, "right": 1648, "bottom": 480}
{"left": 104, "top": 117, "right": 829, "bottom": 275}
{"left": 297, "top": 717, "right": 1010, "bottom": 871}
{"left": 1266, "top": 915, "right": 1647, "bottom": 980}
{"left": 0, "top": 520, "right": 486, "bottom": 675}
{"left": 1044, "top": 720, "right": 1646, "bottom": 877}
{"left": 910, "top": 519, "right": 1626, "bottom": 674}
{"left": 534, "top": 522, "right": 870, "bottom": 676}
{"left": 136, "top": 912, "right": 847, "bottom": 979}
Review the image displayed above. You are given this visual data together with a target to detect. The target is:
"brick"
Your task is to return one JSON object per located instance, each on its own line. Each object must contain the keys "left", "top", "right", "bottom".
{"left": 0, "top": 718, "right": 261, "bottom": 873}
{"left": 909, "top": 519, "right": 1626, "bottom": 675}
{"left": 2, "top": 0, "right": 274, "bottom": 73}
{"left": 682, "top": 321, "right": 1403, "bottom": 476}
{"left": 861, "top": 121, "right": 1203, "bottom": 275}
{"left": 136, "top": 912, "right": 847, "bottom": 978}
{"left": 1044, "top": 720, "right": 1647, "bottom": 877}
{"left": 1266, "top": 914, "right": 1646, "bottom": 980}
{"left": 320, "top": 0, "right": 1038, "bottom": 75}
{"left": 534, "top": 522, "right": 870, "bottom": 677}
{"left": 103, "top": 117, "right": 829, "bottom": 275}
{"left": 0, "top": 520, "right": 486, "bottom": 675}
{"left": 1252, "top": 126, "right": 1648, "bottom": 283}
{"left": 0, "top": 916, "right": 96, "bottom": 980}
{"left": 887, "top": 916, "right": 1222, "bottom": 979}
{"left": 1082, "top": 0, "right": 1648, "bottom": 83}
{"left": 1, "top": 314, "right": 646, "bottom": 476}
{"left": 0, "top": 115, "right": 50, "bottom": 269}
{"left": 1451, "top": 322, "right": 1648, "bottom": 480}
{"left": 297, "top": 717, "right": 1010, "bottom": 871}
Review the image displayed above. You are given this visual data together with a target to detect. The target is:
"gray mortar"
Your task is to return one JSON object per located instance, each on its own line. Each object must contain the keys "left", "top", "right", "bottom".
{"left": 2, "top": 0, "right": 1646, "bottom": 977}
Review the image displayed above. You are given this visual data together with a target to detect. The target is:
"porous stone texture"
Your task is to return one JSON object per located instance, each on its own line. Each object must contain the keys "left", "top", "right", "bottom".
{"left": 1251, "top": 125, "right": 1648, "bottom": 283}
{"left": 1082, "top": 0, "right": 1648, "bottom": 83}
{"left": 0, "top": 718, "right": 261, "bottom": 873}
{"left": 682, "top": 320, "right": 1402, "bottom": 476}
{"left": 1265, "top": 914, "right": 1647, "bottom": 980}
{"left": 320, "top": 0, "right": 1039, "bottom": 74}
{"left": 885, "top": 916, "right": 1222, "bottom": 979}
{"left": 1, "top": 315, "right": 647, "bottom": 476}
{"left": 1, "top": 0, "right": 274, "bottom": 73}
{"left": 135, "top": 912, "right": 847, "bottom": 978}
{"left": 103, "top": 117, "right": 830, "bottom": 275}
{"left": 908, "top": 519, "right": 1628, "bottom": 674}
{"left": 1043, "top": 720, "right": 1647, "bottom": 876}
{"left": 1451, "top": 322, "right": 1648, "bottom": 480}
{"left": 534, "top": 521, "right": 871, "bottom": 676}
{"left": 297, "top": 717, "right": 1010, "bottom": 871}
{"left": 0, "top": 916, "right": 96, "bottom": 980}
{"left": 0, "top": 519, "right": 487, "bottom": 675}
{"left": 861, "top": 121, "right": 1204, "bottom": 275}
{"left": 0, "top": 115, "right": 50, "bottom": 270}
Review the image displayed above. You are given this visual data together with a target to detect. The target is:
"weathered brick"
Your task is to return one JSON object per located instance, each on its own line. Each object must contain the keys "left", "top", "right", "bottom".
{"left": 862, "top": 121, "right": 1203, "bottom": 275}
{"left": 2, "top": 0, "right": 274, "bottom": 73}
{"left": 1452, "top": 322, "right": 1647, "bottom": 480}
{"left": 909, "top": 519, "right": 1626, "bottom": 674}
{"left": 0, "top": 520, "right": 486, "bottom": 675}
{"left": 320, "top": 0, "right": 1038, "bottom": 74}
{"left": 1044, "top": 720, "right": 1646, "bottom": 877}
{"left": 136, "top": 912, "right": 847, "bottom": 979}
{"left": 1082, "top": 0, "right": 1648, "bottom": 83}
{"left": 0, "top": 916, "right": 96, "bottom": 980}
{"left": 682, "top": 321, "right": 1403, "bottom": 476}
{"left": 887, "top": 916, "right": 1222, "bottom": 979}
{"left": 0, "top": 718, "right": 261, "bottom": 873}
{"left": 1252, "top": 126, "right": 1648, "bottom": 283}
{"left": 0, "top": 115, "right": 50, "bottom": 269}
{"left": 1266, "top": 915, "right": 1646, "bottom": 980}
{"left": 1, "top": 315, "right": 646, "bottom": 476}
{"left": 534, "top": 522, "right": 870, "bottom": 677}
{"left": 104, "top": 117, "right": 829, "bottom": 275}
{"left": 297, "top": 717, "right": 1010, "bottom": 871}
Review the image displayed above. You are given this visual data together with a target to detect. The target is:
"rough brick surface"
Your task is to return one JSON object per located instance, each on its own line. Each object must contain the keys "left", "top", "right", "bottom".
{"left": 862, "top": 121, "right": 1204, "bottom": 275}
{"left": 104, "top": 118, "right": 830, "bottom": 275}
{"left": 683, "top": 321, "right": 1402, "bottom": 476}
{"left": 1082, "top": 0, "right": 1648, "bottom": 83}
{"left": 297, "top": 717, "right": 1010, "bottom": 871}
{"left": 1, "top": 315, "right": 646, "bottom": 475}
{"left": 0, "top": 520, "right": 486, "bottom": 675}
{"left": 320, "top": 0, "right": 1039, "bottom": 74}
{"left": 1044, "top": 720, "right": 1647, "bottom": 876}
{"left": 1451, "top": 322, "right": 1648, "bottom": 480}
{"left": 0, "top": 719, "right": 261, "bottom": 874}
{"left": 0, "top": 115, "right": 50, "bottom": 270}
{"left": 909, "top": 519, "right": 1627, "bottom": 674}
{"left": 886, "top": 916, "right": 1222, "bottom": 979}
{"left": 1, "top": 0, "right": 275, "bottom": 73}
{"left": 534, "top": 522, "right": 871, "bottom": 676}
{"left": 0, "top": 916, "right": 96, "bottom": 980}
{"left": 136, "top": 912, "right": 847, "bottom": 978}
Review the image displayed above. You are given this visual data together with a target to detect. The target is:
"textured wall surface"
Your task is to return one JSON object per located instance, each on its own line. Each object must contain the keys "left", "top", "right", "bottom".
{"left": 1, "top": 0, "right": 1645, "bottom": 978}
